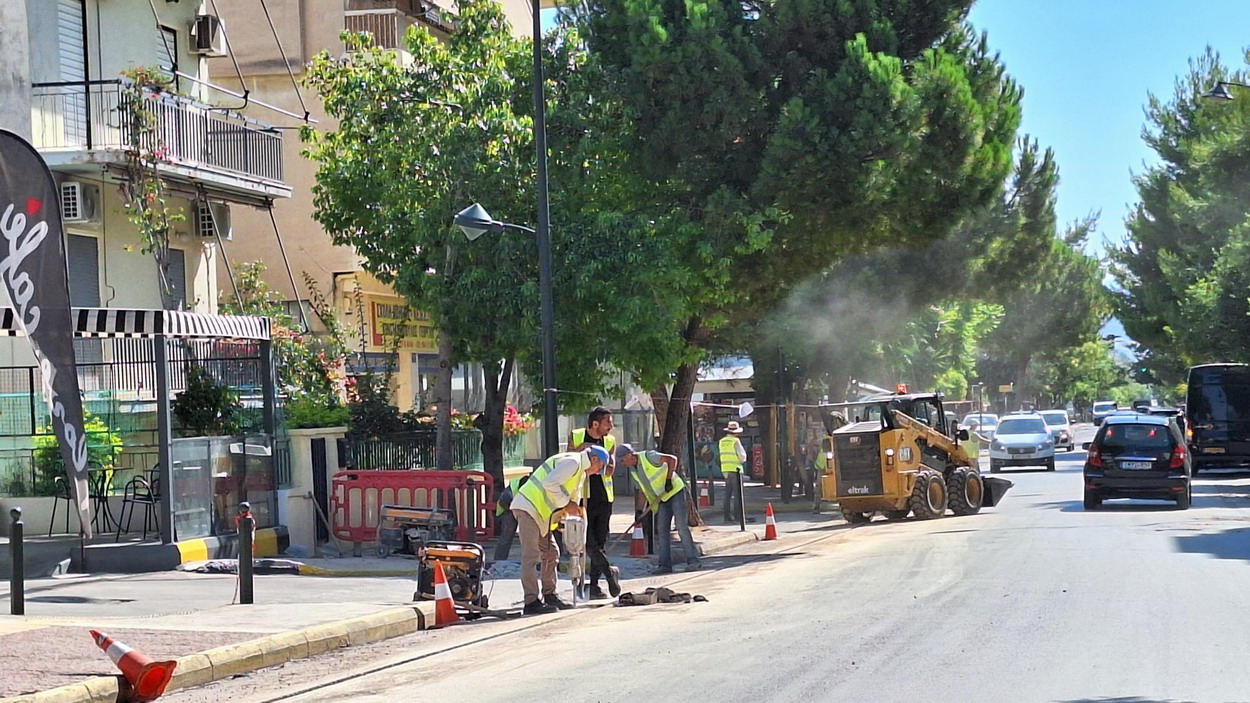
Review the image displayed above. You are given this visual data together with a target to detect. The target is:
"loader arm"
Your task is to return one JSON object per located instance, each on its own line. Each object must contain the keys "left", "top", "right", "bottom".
{"left": 889, "top": 409, "right": 975, "bottom": 469}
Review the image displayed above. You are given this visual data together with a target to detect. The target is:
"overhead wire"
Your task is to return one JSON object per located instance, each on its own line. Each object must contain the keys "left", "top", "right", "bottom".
{"left": 258, "top": 0, "right": 311, "bottom": 122}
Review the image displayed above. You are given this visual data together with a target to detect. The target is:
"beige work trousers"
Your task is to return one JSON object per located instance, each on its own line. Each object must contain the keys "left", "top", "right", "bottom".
{"left": 514, "top": 508, "right": 559, "bottom": 604}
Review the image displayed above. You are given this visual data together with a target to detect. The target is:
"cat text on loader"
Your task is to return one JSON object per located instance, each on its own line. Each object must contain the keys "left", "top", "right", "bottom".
{"left": 819, "top": 391, "right": 1013, "bottom": 524}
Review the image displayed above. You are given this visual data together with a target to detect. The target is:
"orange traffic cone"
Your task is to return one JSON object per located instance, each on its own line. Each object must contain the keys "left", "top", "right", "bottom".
{"left": 698, "top": 482, "right": 711, "bottom": 508}
{"left": 431, "top": 560, "right": 461, "bottom": 628}
{"left": 763, "top": 503, "right": 778, "bottom": 541}
{"left": 90, "top": 630, "right": 177, "bottom": 702}
{"left": 629, "top": 522, "right": 647, "bottom": 557}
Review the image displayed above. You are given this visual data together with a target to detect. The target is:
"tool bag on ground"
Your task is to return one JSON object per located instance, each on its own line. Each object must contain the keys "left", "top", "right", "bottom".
{"left": 617, "top": 586, "right": 708, "bottom": 606}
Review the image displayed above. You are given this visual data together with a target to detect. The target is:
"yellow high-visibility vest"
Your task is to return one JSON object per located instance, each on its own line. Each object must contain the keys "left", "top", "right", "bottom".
{"left": 632, "top": 452, "right": 685, "bottom": 512}
{"left": 572, "top": 428, "right": 616, "bottom": 503}
{"left": 515, "top": 453, "right": 584, "bottom": 528}
{"left": 719, "top": 436, "right": 743, "bottom": 473}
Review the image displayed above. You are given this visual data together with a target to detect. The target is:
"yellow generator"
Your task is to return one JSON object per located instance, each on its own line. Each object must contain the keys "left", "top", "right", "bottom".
{"left": 819, "top": 391, "right": 1012, "bottom": 524}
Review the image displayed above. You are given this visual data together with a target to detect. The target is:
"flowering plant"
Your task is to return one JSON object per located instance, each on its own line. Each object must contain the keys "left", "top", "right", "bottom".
{"left": 503, "top": 405, "right": 535, "bottom": 437}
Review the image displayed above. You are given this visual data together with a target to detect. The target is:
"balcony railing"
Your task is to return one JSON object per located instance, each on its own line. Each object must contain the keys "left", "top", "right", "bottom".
{"left": 30, "top": 79, "right": 284, "bottom": 184}
{"left": 345, "top": 0, "right": 455, "bottom": 45}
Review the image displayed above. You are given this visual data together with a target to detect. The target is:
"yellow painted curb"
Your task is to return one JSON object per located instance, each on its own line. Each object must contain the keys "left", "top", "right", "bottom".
{"left": 297, "top": 565, "right": 415, "bottom": 577}
{"left": 0, "top": 675, "right": 120, "bottom": 703}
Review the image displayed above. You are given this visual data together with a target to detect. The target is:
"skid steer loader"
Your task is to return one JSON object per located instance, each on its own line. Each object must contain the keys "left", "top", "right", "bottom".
{"left": 819, "top": 391, "right": 1012, "bottom": 524}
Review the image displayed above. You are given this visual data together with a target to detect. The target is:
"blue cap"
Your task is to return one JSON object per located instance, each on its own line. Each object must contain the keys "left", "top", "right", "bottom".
{"left": 586, "top": 445, "right": 610, "bottom": 465}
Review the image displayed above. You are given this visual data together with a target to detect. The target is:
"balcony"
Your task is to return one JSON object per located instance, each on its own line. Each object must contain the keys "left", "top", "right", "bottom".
{"left": 345, "top": 0, "right": 456, "bottom": 49}
{"left": 30, "top": 80, "right": 290, "bottom": 203}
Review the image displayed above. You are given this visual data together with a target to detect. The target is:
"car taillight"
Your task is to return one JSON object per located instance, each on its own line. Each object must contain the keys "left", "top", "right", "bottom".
{"left": 1170, "top": 444, "right": 1185, "bottom": 469}
{"left": 1088, "top": 444, "right": 1102, "bottom": 468}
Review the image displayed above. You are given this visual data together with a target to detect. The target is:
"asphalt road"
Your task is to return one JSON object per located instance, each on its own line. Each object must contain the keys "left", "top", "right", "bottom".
{"left": 173, "top": 425, "right": 1250, "bottom": 703}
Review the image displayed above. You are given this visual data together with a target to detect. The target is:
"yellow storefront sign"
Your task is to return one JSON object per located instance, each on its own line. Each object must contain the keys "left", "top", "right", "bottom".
{"left": 367, "top": 297, "right": 437, "bottom": 353}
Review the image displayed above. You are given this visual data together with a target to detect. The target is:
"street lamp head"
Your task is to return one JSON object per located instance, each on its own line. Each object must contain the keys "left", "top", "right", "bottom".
{"left": 1202, "top": 82, "right": 1236, "bottom": 102}
{"left": 454, "top": 203, "right": 499, "bottom": 241}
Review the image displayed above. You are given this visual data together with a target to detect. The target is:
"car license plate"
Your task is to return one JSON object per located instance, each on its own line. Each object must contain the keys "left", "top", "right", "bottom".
{"left": 1120, "top": 461, "right": 1154, "bottom": 470}
{"left": 1204, "top": 447, "right": 1226, "bottom": 454}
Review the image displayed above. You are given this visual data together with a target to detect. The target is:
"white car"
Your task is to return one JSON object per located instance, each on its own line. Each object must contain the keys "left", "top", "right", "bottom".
{"left": 989, "top": 414, "right": 1055, "bottom": 472}
{"left": 1092, "top": 401, "right": 1117, "bottom": 426}
{"left": 1040, "top": 409, "right": 1075, "bottom": 452}
{"left": 960, "top": 412, "right": 1000, "bottom": 439}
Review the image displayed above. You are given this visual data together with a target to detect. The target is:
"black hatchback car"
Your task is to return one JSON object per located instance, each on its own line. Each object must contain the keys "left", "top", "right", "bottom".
{"left": 1083, "top": 413, "right": 1191, "bottom": 510}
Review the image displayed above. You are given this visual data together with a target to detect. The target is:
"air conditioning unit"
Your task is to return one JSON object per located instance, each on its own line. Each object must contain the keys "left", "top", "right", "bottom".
{"left": 60, "top": 181, "right": 99, "bottom": 224}
{"left": 191, "top": 14, "right": 227, "bottom": 57}
{"left": 196, "top": 201, "right": 231, "bottom": 240}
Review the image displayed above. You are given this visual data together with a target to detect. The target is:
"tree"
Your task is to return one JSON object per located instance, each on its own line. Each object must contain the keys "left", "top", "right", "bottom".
{"left": 1113, "top": 49, "right": 1250, "bottom": 382}
{"left": 1031, "top": 341, "right": 1130, "bottom": 412}
{"left": 575, "top": 0, "right": 1023, "bottom": 456}
{"left": 303, "top": 3, "right": 690, "bottom": 481}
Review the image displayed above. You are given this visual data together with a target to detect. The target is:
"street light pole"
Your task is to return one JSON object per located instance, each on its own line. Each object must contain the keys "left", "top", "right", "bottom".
{"left": 531, "top": 5, "right": 559, "bottom": 459}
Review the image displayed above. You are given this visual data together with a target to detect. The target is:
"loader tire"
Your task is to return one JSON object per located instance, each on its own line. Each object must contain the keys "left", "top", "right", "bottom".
{"left": 884, "top": 509, "right": 911, "bottom": 521}
{"left": 909, "top": 470, "right": 947, "bottom": 519}
{"left": 946, "top": 468, "right": 983, "bottom": 516}
{"left": 840, "top": 507, "right": 872, "bottom": 524}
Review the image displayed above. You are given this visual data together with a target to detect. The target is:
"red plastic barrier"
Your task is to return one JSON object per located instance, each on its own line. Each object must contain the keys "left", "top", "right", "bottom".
{"left": 330, "top": 470, "right": 495, "bottom": 547}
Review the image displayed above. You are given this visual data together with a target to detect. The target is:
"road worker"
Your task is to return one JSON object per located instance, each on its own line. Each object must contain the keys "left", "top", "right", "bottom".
{"left": 568, "top": 407, "right": 621, "bottom": 599}
{"left": 617, "top": 443, "right": 700, "bottom": 574}
{"left": 510, "top": 446, "right": 608, "bottom": 615}
{"left": 719, "top": 421, "right": 747, "bottom": 523}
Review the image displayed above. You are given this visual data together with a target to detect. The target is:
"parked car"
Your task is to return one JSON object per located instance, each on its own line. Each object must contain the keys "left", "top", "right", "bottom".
{"left": 1082, "top": 412, "right": 1191, "bottom": 510}
{"left": 1185, "top": 363, "right": 1250, "bottom": 474}
{"left": 961, "top": 412, "right": 1000, "bottom": 439}
{"left": 989, "top": 414, "right": 1055, "bottom": 472}
{"left": 1092, "top": 400, "right": 1118, "bottom": 426}
{"left": 1040, "top": 409, "right": 1075, "bottom": 452}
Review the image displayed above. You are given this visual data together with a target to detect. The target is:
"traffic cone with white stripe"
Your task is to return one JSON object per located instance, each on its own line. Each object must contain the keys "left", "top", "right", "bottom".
{"left": 698, "top": 481, "right": 711, "bottom": 508}
{"left": 629, "top": 522, "right": 647, "bottom": 557}
{"left": 431, "top": 560, "right": 461, "bottom": 628}
{"left": 89, "top": 630, "right": 177, "bottom": 702}
{"left": 763, "top": 503, "right": 778, "bottom": 541}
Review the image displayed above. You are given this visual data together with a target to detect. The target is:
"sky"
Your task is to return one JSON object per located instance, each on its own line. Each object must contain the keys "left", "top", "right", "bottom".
{"left": 967, "top": 0, "right": 1250, "bottom": 256}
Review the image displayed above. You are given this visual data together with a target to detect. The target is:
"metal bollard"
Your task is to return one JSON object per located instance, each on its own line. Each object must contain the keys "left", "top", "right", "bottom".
{"left": 10, "top": 507, "right": 24, "bottom": 615}
{"left": 238, "top": 502, "right": 254, "bottom": 605}
{"left": 737, "top": 474, "right": 747, "bottom": 533}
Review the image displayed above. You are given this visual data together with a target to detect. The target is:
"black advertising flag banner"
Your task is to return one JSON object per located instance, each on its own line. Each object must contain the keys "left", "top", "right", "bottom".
{"left": 0, "top": 130, "right": 92, "bottom": 537}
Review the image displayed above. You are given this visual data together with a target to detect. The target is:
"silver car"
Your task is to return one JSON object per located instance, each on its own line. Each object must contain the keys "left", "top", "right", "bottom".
{"left": 1040, "top": 409, "right": 1075, "bottom": 452}
{"left": 989, "top": 414, "right": 1056, "bottom": 472}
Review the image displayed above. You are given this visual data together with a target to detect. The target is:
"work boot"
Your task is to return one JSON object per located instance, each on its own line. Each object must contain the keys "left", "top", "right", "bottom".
{"left": 589, "top": 585, "right": 610, "bottom": 600}
{"left": 544, "top": 594, "right": 574, "bottom": 610}
{"left": 605, "top": 566, "right": 622, "bottom": 598}
{"left": 523, "top": 599, "right": 557, "bottom": 615}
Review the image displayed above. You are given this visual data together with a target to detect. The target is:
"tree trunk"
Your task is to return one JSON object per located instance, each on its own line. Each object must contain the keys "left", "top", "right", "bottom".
{"left": 435, "top": 331, "right": 454, "bottom": 471}
{"left": 481, "top": 357, "right": 514, "bottom": 494}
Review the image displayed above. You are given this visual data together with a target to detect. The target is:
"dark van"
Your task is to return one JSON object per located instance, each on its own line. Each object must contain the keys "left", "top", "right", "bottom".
{"left": 1186, "top": 363, "right": 1250, "bottom": 472}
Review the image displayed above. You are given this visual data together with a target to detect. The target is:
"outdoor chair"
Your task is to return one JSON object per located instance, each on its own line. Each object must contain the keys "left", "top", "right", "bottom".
{"left": 47, "top": 475, "right": 73, "bottom": 536}
{"left": 115, "top": 475, "right": 161, "bottom": 542}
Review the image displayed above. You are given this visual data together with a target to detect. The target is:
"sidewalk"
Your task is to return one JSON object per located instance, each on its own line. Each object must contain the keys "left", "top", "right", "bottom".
{"left": 0, "top": 480, "right": 840, "bottom": 701}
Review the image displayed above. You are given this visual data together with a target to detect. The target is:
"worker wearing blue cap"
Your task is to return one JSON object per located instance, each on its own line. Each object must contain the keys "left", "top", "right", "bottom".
{"left": 510, "top": 446, "right": 608, "bottom": 614}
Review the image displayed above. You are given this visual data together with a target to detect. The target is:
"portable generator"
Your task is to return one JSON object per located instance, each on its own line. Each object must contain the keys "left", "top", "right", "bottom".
{"left": 414, "top": 540, "right": 488, "bottom": 612}
{"left": 376, "top": 504, "right": 455, "bottom": 558}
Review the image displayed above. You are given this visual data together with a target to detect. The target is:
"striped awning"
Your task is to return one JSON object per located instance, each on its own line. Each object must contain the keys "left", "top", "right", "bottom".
{"left": 0, "top": 308, "right": 271, "bottom": 341}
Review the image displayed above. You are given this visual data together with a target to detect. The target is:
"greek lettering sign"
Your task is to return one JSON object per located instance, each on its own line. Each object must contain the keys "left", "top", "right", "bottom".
{"left": 367, "top": 296, "right": 437, "bottom": 353}
{"left": 0, "top": 130, "right": 92, "bottom": 536}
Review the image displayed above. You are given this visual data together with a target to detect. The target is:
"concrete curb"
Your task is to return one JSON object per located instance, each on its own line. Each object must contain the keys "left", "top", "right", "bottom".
{"left": 695, "top": 530, "right": 758, "bottom": 557}
{"left": 0, "top": 602, "right": 437, "bottom": 703}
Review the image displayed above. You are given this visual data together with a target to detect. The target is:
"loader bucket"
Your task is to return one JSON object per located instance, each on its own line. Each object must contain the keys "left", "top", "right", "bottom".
{"left": 981, "top": 476, "right": 1014, "bottom": 507}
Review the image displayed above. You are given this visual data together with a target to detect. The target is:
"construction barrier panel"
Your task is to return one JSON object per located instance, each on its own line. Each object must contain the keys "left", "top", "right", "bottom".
{"left": 330, "top": 470, "right": 495, "bottom": 547}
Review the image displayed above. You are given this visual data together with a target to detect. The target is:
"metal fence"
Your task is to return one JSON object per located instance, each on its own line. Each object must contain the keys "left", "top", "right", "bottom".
{"left": 31, "top": 79, "right": 284, "bottom": 183}
{"left": 342, "top": 430, "right": 483, "bottom": 470}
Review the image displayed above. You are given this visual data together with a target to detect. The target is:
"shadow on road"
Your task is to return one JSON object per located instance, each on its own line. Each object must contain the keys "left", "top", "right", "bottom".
{"left": 1058, "top": 698, "right": 1196, "bottom": 703}
{"left": 1173, "top": 526, "right": 1250, "bottom": 562}
{"left": 1037, "top": 500, "right": 1180, "bottom": 513}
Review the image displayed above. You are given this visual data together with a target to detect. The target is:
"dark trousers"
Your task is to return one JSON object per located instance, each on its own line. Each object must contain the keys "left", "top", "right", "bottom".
{"left": 586, "top": 503, "right": 612, "bottom": 585}
{"left": 723, "top": 472, "right": 742, "bottom": 521}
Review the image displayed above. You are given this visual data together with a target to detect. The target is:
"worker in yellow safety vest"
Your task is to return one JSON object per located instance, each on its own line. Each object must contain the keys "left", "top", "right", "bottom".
{"left": 568, "top": 407, "right": 620, "bottom": 600}
{"left": 719, "top": 421, "right": 747, "bottom": 523}
{"left": 511, "top": 446, "right": 608, "bottom": 615}
{"left": 617, "top": 443, "right": 700, "bottom": 574}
